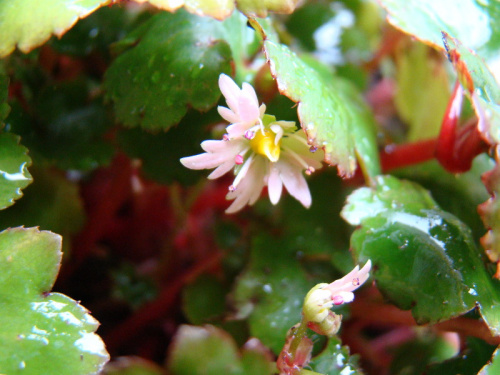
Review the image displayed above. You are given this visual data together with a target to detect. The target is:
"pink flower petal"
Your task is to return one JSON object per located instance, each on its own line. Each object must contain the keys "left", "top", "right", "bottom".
{"left": 267, "top": 165, "right": 283, "bottom": 205}
{"left": 219, "top": 74, "right": 240, "bottom": 112}
{"left": 242, "top": 82, "right": 259, "bottom": 107}
{"left": 277, "top": 160, "right": 312, "bottom": 208}
{"left": 217, "top": 106, "right": 239, "bottom": 124}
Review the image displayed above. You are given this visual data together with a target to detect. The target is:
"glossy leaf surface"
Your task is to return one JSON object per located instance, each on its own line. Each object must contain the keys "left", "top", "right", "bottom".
{"left": 309, "top": 336, "right": 363, "bottom": 375}
{"left": 344, "top": 176, "right": 500, "bottom": 334}
{"left": 0, "top": 0, "right": 109, "bottom": 57}
{"left": 232, "top": 234, "right": 311, "bottom": 354}
{"left": 0, "top": 227, "right": 109, "bottom": 374}
{"left": 0, "top": 133, "right": 32, "bottom": 210}
{"left": 379, "top": 0, "right": 500, "bottom": 59}
{"left": 105, "top": 10, "right": 233, "bottom": 131}
{"left": 253, "top": 20, "right": 380, "bottom": 178}
{"left": 167, "top": 325, "right": 274, "bottom": 375}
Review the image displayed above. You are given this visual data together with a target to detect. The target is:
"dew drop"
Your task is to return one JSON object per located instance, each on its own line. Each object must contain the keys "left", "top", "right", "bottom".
{"left": 244, "top": 130, "right": 255, "bottom": 140}
{"left": 305, "top": 166, "right": 315, "bottom": 175}
{"left": 223, "top": 134, "right": 230, "bottom": 141}
{"left": 309, "top": 145, "right": 318, "bottom": 153}
{"left": 228, "top": 185, "right": 236, "bottom": 192}
{"left": 352, "top": 277, "right": 360, "bottom": 286}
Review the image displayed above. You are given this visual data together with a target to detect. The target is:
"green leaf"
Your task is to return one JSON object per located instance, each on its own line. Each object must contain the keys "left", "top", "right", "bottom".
{"left": 103, "top": 357, "right": 164, "bottom": 375}
{"left": 182, "top": 274, "right": 227, "bottom": 325}
{"left": 0, "top": 133, "right": 32, "bottom": 210}
{"left": 0, "top": 227, "right": 109, "bottom": 374}
{"left": 394, "top": 43, "right": 450, "bottom": 141}
{"left": 0, "top": 0, "right": 109, "bottom": 57}
{"left": 6, "top": 81, "right": 114, "bottom": 171}
{"left": 378, "top": 0, "right": 500, "bottom": 60}
{"left": 479, "top": 346, "right": 500, "bottom": 374}
{"left": 0, "top": 168, "right": 85, "bottom": 244}
{"left": 232, "top": 234, "right": 311, "bottom": 354}
{"left": 343, "top": 175, "right": 500, "bottom": 334}
{"left": 309, "top": 336, "right": 363, "bottom": 375}
{"left": 105, "top": 10, "right": 233, "bottom": 131}
{"left": 118, "top": 109, "right": 217, "bottom": 185}
{"left": 0, "top": 73, "right": 9, "bottom": 121}
{"left": 389, "top": 329, "right": 458, "bottom": 375}
{"left": 426, "top": 337, "right": 496, "bottom": 375}
{"left": 167, "top": 325, "right": 275, "bottom": 375}
{"left": 252, "top": 20, "right": 380, "bottom": 178}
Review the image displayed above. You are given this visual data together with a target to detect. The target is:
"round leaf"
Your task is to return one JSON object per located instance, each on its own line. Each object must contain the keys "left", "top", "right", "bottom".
{"left": 0, "top": 227, "right": 109, "bottom": 374}
{"left": 105, "top": 10, "right": 233, "bottom": 131}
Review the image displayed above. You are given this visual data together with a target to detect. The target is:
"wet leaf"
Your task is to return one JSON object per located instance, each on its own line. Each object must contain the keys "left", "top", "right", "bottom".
{"left": 167, "top": 325, "right": 274, "bottom": 375}
{"left": 309, "top": 336, "right": 363, "bottom": 375}
{"left": 252, "top": 19, "right": 380, "bottom": 178}
{"left": 0, "top": 133, "right": 32, "bottom": 210}
{"left": 343, "top": 175, "right": 500, "bottom": 334}
{"left": 0, "top": 0, "right": 109, "bottom": 57}
{"left": 232, "top": 234, "right": 311, "bottom": 354}
{"left": 0, "top": 227, "right": 109, "bottom": 374}
{"left": 105, "top": 10, "right": 234, "bottom": 131}
{"left": 378, "top": 0, "right": 500, "bottom": 60}
{"left": 427, "top": 337, "right": 496, "bottom": 375}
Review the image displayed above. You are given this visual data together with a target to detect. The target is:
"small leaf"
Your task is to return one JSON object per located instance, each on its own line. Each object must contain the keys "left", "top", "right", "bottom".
{"left": 378, "top": 0, "right": 500, "bottom": 60}
{"left": 343, "top": 175, "right": 500, "bottom": 334}
{"left": 252, "top": 19, "right": 380, "bottom": 178}
{"left": 309, "top": 336, "right": 363, "bottom": 375}
{"left": 167, "top": 325, "right": 274, "bottom": 375}
{"left": 0, "top": 0, "right": 109, "bottom": 57}
{"left": 0, "top": 227, "right": 109, "bottom": 374}
{"left": 0, "top": 133, "right": 32, "bottom": 210}
{"left": 105, "top": 10, "right": 233, "bottom": 131}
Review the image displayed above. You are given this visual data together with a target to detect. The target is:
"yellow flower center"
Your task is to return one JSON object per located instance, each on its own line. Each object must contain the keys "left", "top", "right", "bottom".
{"left": 249, "top": 130, "right": 281, "bottom": 162}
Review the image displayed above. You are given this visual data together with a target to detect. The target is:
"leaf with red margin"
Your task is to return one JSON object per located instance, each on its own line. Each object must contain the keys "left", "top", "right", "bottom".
{"left": 248, "top": 19, "right": 380, "bottom": 178}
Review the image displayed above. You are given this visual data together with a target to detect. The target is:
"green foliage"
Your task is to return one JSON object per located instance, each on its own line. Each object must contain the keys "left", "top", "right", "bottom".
{"left": 0, "top": 227, "right": 108, "bottom": 374}
{"left": 167, "top": 325, "right": 275, "bottom": 375}
{"left": 0, "top": 0, "right": 109, "bottom": 57}
{"left": 309, "top": 336, "right": 363, "bottom": 375}
{"left": 105, "top": 10, "right": 234, "bottom": 131}
{"left": 378, "top": 0, "right": 500, "bottom": 60}
{"left": 253, "top": 21, "right": 380, "bottom": 178}
{"left": 0, "top": 133, "right": 32, "bottom": 209}
{"left": 344, "top": 176, "right": 500, "bottom": 334}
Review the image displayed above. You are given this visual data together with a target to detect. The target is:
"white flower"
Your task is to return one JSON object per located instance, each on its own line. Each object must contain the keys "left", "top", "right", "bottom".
{"left": 180, "top": 74, "right": 323, "bottom": 214}
{"left": 303, "top": 260, "right": 371, "bottom": 335}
